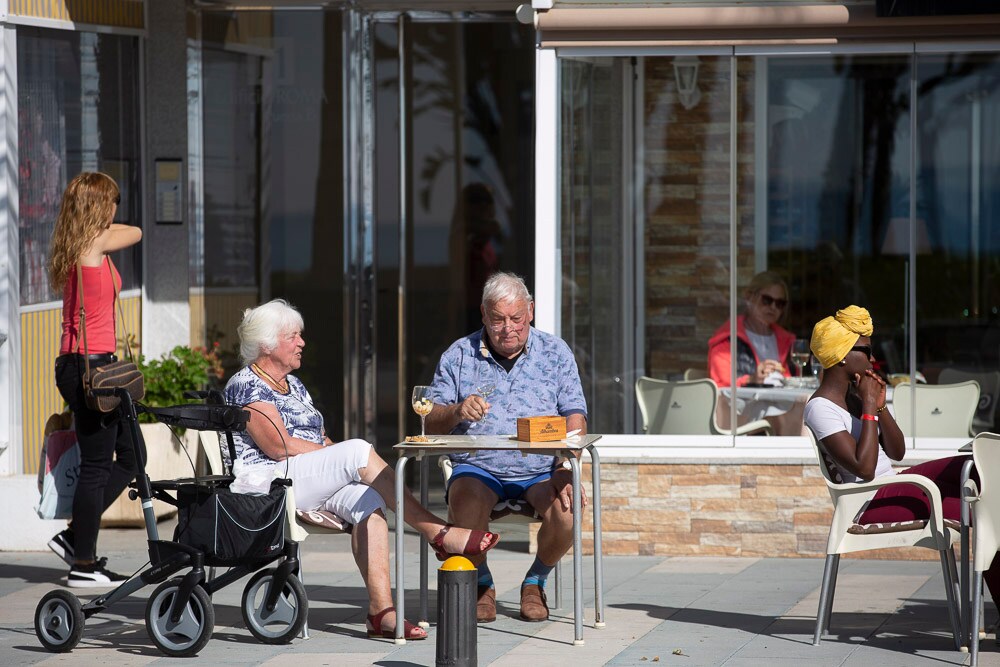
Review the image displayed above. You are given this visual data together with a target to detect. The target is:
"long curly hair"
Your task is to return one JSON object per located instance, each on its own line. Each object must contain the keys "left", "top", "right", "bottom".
{"left": 48, "top": 172, "right": 120, "bottom": 291}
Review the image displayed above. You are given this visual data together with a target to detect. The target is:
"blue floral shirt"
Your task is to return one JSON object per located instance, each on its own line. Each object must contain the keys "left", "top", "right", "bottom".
{"left": 428, "top": 327, "right": 588, "bottom": 478}
{"left": 224, "top": 366, "right": 325, "bottom": 470}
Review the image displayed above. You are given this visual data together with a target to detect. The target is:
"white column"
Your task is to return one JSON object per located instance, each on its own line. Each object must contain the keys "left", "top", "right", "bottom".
{"left": 0, "top": 25, "right": 19, "bottom": 474}
{"left": 533, "top": 46, "right": 560, "bottom": 335}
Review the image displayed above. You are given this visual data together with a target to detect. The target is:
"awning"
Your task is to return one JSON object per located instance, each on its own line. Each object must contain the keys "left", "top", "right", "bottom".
{"left": 534, "top": 4, "right": 1000, "bottom": 48}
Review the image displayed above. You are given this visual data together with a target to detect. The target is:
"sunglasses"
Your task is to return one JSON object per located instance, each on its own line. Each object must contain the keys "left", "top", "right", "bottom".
{"left": 758, "top": 294, "right": 788, "bottom": 309}
{"left": 850, "top": 345, "right": 873, "bottom": 358}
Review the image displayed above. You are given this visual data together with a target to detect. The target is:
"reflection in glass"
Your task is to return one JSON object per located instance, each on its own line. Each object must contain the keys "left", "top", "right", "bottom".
{"left": 199, "top": 10, "right": 346, "bottom": 438}
{"left": 17, "top": 28, "right": 142, "bottom": 305}
{"left": 374, "top": 21, "right": 535, "bottom": 447}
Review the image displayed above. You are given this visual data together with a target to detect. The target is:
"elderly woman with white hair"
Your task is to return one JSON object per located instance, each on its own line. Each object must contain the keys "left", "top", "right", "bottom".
{"left": 224, "top": 299, "right": 499, "bottom": 641}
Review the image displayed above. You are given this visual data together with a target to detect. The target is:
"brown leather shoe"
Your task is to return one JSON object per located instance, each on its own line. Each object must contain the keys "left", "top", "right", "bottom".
{"left": 477, "top": 585, "right": 497, "bottom": 623}
{"left": 519, "top": 584, "right": 549, "bottom": 622}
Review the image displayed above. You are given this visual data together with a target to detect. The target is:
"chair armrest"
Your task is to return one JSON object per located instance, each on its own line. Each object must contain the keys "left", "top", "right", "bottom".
{"left": 734, "top": 419, "right": 773, "bottom": 436}
{"left": 834, "top": 473, "right": 947, "bottom": 534}
{"left": 439, "top": 455, "right": 453, "bottom": 483}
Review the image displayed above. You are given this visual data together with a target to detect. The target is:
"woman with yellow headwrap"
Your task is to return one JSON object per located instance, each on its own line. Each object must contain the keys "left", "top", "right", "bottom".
{"left": 804, "top": 306, "right": 1000, "bottom": 604}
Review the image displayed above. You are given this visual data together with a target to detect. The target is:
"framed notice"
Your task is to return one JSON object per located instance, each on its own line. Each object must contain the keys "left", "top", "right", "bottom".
{"left": 155, "top": 158, "right": 183, "bottom": 224}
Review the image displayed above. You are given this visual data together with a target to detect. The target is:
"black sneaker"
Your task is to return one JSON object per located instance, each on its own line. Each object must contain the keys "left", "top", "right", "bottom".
{"left": 47, "top": 529, "right": 75, "bottom": 565}
{"left": 67, "top": 559, "right": 129, "bottom": 588}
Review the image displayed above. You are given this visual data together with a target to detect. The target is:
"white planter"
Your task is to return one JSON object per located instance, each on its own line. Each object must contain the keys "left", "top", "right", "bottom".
{"left": 100, "top": 422, "right": 201, "bottom": 528}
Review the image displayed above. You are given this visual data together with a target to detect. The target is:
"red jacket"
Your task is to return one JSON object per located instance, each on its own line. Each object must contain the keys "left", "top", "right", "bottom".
{"left": 707, "top": 315, "right": 796, "bottom": 388}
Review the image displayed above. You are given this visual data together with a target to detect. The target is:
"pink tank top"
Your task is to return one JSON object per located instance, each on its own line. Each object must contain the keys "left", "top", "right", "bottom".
{"left": 59, "top": 257, "right": 121, "bottom": 355}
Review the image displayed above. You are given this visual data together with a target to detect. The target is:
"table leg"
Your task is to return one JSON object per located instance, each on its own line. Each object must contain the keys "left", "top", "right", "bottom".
{"left": 961, "top": 457, "right": 975, "bottom": 651}
{"left": 570, "top": 456, "right": 584, "bottom": 645}
{"left": 419, "top": 455, "right": 430, "bottom": 628}
{"left": 589, "top": 445, "right": 605, "bottom": 628}
{"left": 395, "top": 454, "right": 409, "bottom": 644}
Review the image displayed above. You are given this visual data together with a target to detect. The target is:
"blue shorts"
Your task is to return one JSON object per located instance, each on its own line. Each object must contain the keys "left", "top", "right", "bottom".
{"left": 446, "top": 463, "right": 552, "bottom": 503}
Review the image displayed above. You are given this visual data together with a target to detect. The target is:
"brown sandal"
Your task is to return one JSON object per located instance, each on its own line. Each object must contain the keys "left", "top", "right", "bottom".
{"left": 430, "top": 523, "right": 501, "bottom": 562}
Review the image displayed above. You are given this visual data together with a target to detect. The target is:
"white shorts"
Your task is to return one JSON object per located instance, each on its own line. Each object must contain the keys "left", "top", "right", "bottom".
{"left": 279, "top": 438, "right": 386, "bottom": 526}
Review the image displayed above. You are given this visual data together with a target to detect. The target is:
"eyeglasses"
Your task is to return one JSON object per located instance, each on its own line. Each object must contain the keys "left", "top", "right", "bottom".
{"left": 850, "top": 345, "right": 873, "bottom": 358}
{"left": 758, "top": 294, "right": 788, "bottom": 309}
{"left": 487, "top": 312, "right": 528, "bottom": 332}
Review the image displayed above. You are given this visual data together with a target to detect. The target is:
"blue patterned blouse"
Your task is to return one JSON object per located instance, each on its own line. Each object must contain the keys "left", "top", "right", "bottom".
{"left": 224, "top": 366, "right": 324, "bottom": 470}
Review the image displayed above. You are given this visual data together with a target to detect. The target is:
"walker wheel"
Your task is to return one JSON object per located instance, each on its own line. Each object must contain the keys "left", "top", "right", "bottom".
{"left": 35, "top": 589, "right": 85, "bottom": 653}
{"left": 145, "top": 579, "right": 214, "bottom": 656}
{"left": 241, "top": 569, "right": 308, "bottom": 644}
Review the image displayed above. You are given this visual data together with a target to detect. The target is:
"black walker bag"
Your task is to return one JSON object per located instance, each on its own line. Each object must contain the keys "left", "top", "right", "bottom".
{"left": 174, "top": 480, "right": 287, "bottom": 566}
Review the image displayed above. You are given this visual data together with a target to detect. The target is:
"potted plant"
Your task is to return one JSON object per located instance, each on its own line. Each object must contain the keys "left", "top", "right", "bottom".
{"left": 101, "top": 344, "right": 224, "bottom": 527}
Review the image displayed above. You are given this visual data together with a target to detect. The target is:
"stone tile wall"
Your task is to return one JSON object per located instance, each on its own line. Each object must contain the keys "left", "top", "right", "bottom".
{"left": 569, "top": 461, "right": 941, "bottom": 561}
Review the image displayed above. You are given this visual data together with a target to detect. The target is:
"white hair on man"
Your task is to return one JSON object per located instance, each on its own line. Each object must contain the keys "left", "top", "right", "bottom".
{"left": 481, "top": 272, "right": 533, "bottom": 308}
{"left": 237, "top": 299, "right": 304, "bottom": 366}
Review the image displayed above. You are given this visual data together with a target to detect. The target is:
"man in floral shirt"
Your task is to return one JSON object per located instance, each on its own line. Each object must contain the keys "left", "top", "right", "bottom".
{"left": 426, "top": 272, "right": 587, "bottom": 624}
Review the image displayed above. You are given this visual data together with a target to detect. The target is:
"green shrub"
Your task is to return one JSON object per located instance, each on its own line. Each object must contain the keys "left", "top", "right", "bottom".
{"left": 136, "top": 344, "right": 224, "bottom": 422}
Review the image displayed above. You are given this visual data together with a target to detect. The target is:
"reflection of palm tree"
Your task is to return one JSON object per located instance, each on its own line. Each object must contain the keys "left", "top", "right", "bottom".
{"left": 380, "top": 24, "right": 524, "bottom": 212}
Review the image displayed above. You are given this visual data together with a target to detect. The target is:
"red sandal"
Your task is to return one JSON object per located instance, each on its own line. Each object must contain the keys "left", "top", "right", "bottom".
{"left": 430, "top": 523, "right": 501, "bottom": 562}
{"left": 366, "top": 606, "right": 426, "bottom": 640}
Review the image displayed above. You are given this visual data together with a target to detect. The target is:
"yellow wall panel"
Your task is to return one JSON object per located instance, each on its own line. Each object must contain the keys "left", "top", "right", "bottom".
{"left": 9, "top": 0, "right": 144, "bottom": 30}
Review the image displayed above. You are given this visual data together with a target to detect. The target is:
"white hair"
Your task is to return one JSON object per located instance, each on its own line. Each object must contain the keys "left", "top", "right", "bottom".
{"left": 481, "top": 272, "right": 533, "bottom": 309}
{"left": 237, "top": 299, "right": 304, "bottom": 366}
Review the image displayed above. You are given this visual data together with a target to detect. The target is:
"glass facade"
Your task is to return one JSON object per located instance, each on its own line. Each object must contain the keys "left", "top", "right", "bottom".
{"left": 17, "top": 27, "right": 142, "bottom": 306}
{"left": 195, "top": 11, "right": 534, "bottom": 447}
{"left": 561, "top": 50, "right": 1000, "bottom": 442}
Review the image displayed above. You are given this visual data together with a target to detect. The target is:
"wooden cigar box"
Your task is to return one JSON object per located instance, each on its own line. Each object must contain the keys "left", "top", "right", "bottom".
{"left": 516, "top": 415, "right": 567, "bottom": 442}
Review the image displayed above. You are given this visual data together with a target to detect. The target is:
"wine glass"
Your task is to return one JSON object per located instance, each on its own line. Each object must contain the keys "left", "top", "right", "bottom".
{"left": 411, "top": 386, "right": 433, "bottom": 438}
{"left": 791, "top": 340, "right": 811, "bottom": 382}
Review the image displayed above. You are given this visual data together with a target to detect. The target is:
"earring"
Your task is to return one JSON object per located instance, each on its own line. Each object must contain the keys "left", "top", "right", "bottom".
{"left": 838, "top": 360, "right": 846, "bottom": 366}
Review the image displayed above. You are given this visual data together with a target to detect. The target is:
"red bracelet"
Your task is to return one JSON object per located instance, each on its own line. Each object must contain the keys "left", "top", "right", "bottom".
{"left": 861, "top": 414, "right": 879, "bottom": 422}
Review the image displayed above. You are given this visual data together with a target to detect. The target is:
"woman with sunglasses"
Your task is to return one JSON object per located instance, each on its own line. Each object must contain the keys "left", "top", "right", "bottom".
{"left": 804, "top": 306, "right": 1000, "bottom": 601}
{"left": 708, "top": 271, "right": 796, "bottom": 387}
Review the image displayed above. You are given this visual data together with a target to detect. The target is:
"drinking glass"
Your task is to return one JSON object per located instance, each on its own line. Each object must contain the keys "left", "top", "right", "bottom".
{"left": 791, "top": 340, "right": 811, "bottom": 379}
{"left": 470, "top": 366, "right": 497, "bottom": 429}
{"left": 411, "top": 386, "right": 432, "bottom": 437}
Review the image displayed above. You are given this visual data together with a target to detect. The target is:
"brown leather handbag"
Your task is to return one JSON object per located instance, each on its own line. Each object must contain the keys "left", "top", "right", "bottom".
{"left": 76, "top": 259, "right": 145, "bottom": 413}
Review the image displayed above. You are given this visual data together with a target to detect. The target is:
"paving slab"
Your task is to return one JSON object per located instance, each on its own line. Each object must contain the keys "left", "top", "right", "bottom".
{"left": 2, "top": 521, "right": 997, "bottom": 665}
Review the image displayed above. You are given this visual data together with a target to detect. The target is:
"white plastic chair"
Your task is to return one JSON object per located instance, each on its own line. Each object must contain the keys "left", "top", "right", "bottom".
{"left": 635, "top": 377, "right": 772, "bottom": 436}
{"left": 200, "top": 430, "right": 349, "bottom": 638}
{"left": 683, "top": 368, "right": 709, "bottom": 381}
{"left": 939, "top": 370, "right": 1000, "bottom": 435}
{"left": 893, "top": 381, "right": 980, "bottom": 438}
{"left": 966, "top": 431, "right": 1000, "bottom": 666}
{"left": 808, "top": 428, "right": 963, "bottom": 648}
{"left": 438, "top": 457, "right": 563, "bottom": 609}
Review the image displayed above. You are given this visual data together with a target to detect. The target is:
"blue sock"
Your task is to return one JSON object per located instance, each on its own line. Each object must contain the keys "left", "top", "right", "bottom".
{"left": 477, "top": 561, "right": 494, "bottom": 589}
{"left": 522, "top": 556, "right": 555, "bottom": 589}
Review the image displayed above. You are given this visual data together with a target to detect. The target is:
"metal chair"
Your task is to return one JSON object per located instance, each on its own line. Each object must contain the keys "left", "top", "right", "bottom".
{"left": 808, "top": 427, "right": 963, "bottom": 649}
{"left": 965, "top": 431, "right": 1000, "bottom": 666}
{"left": 893, "top": 381, "right": 980, "bottom": 437}
{"left": 939, "top": 370, "right": 1000, "bottom": 435}
{"left": 635, "top": 376, "right": 772, "bottom": 436}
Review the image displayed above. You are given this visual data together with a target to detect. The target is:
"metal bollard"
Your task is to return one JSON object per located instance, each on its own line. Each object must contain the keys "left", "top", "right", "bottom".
{"left": 436, "top": 556, "right": 477, "bottom": 667}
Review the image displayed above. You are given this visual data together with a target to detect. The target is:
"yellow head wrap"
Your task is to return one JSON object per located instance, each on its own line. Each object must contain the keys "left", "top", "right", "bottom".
{"left": 810, "top": 306, "right": 874, "bottom": 369}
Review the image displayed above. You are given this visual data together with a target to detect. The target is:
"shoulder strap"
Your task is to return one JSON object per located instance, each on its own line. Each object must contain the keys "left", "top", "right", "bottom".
{"left": 107, "top": 257, "right": 136, "bottom": 363}
{"left": 75, "top": 264, "right": 92, "bottom": 380}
